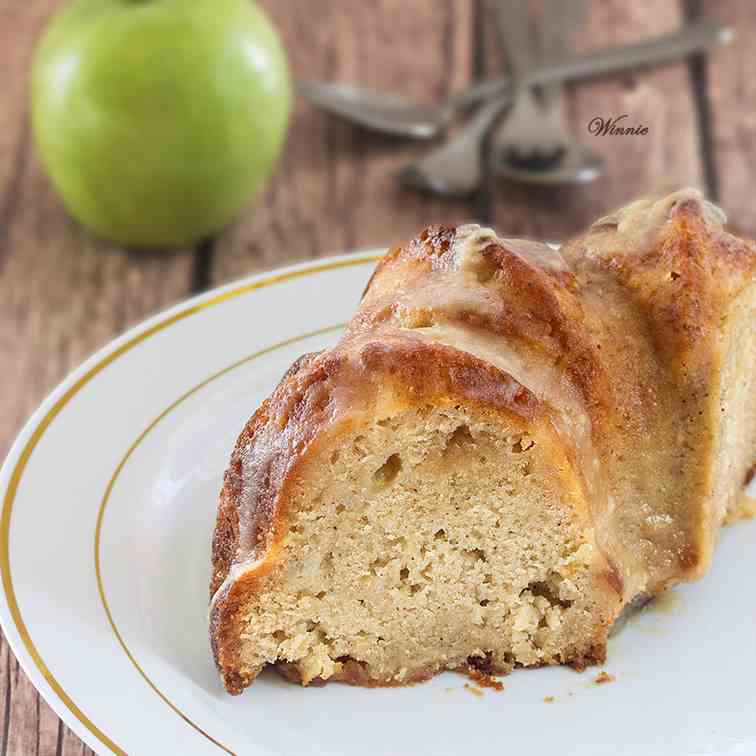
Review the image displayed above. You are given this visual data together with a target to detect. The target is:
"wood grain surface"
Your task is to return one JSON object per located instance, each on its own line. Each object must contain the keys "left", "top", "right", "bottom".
{"left": 0, "top": 0, "right": 749, "bottom": 752}
{"left": 212, "top": 0, "right": 476, "bottom": 283}
{"left": 702, "top": 0, "right": 756, "bottom": 234}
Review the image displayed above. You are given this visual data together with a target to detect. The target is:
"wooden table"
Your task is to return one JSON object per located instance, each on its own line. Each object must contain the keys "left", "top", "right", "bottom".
{"left": 1, "top": 0, "right": 753, "bottom": 752}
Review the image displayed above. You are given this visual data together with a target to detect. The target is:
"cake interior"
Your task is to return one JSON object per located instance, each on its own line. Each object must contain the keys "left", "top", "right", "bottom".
{"left": 233, "top": 404, "right": 613, "bottom": 686}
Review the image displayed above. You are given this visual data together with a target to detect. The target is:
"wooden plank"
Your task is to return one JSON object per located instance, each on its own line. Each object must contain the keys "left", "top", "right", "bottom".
{"left": 0, "top": 2, "right": 50, "bottom": 203}
{"left": 5, "top": 641, "right": 40, "bottom": 756}
{"left": 0, "top": 1, "right": 195, "bottom": 459}
{"left": 1, "top": 633, "right": 81, "bottom": 756}
{"left": 0, "top": 167, "right": 195, "bottom": 459}
{"left": 58, "top": 723, "right": 95, "bottom": 756}
{"left": 211, "top": 0, "right": 476, "bottom": 283}
{"left": 0, "top": 2, "right": 194, "bottom": 753}
{"left": 702, "top": 0, "right": 756, "bottom": 235}
{"left": 485, "top": 0, "right": 705, "bottom": 240}
{"left": 35, "top": 702, "right": 61, "bottom": 756}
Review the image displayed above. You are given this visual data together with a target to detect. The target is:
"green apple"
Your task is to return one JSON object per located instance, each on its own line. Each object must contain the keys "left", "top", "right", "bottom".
{"left": 31, "top": 0, "right": 290, "bottom": 248}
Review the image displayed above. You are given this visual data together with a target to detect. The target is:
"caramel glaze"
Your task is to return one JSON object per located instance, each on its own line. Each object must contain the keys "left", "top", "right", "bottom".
{"left": 563, "top": 189, "right": 755, "bottom": 588}
{"left": 210, "top": 189, "right": 755, "bottom": 694}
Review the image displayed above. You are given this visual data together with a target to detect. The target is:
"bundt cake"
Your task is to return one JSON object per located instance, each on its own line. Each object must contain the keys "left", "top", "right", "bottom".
{"left": 210, "top": 188, "right": 756, "bottom": 694}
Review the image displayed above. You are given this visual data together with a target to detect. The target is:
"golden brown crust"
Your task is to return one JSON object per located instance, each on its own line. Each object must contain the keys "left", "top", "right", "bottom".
{"left": 210, "top": 192, "right": 755, "bottom": 694}
{"left": 561, "top": 192, "right": 756, "bottom": 583}
{"left": 566, "top": 199, "right": 756, "bottom": 369}
{"left": 209, "top": 352, "right": 321, "bottom": 598}
{"left": 353, "top": 225, "right": 613, "bottom": 423}
{"left": 746, "top": 464, "right": 756, "bottom": 489}
{"left": 567, "top": 643, "right": 608, "bottom": 673}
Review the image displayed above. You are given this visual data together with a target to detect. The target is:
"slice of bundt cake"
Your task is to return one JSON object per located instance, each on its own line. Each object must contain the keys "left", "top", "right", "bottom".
{"left": 210, "top": 189, "right": 755, "bottom": 694}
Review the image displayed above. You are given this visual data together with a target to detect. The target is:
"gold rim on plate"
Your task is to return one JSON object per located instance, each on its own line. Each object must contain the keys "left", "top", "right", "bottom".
{"left": 0, "top": 255, "right": 379, "bottom": 755}
{"left": 96, "top": 322, "right": 345, "bottom": 755}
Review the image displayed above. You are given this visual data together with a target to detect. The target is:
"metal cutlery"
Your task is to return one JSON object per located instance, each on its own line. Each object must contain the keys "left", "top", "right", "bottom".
{"left": 397, "top": 97, "right": 510, "bottom": 197}
{"left": 493, "top": 0, "right": 564, "bottom": 169}
{"left": 298, "top": 21, "right": 732, "bottom": 140}
{"left": 398, "top": 0, "right": 600, "bottom": 196}
{"left": 493, "top": 0, "right": 604, "bottom": 185}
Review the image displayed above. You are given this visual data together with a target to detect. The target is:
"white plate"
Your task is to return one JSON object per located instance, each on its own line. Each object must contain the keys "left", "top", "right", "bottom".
{"left": 1, "top": 250, "right": 754, "bottom": 756}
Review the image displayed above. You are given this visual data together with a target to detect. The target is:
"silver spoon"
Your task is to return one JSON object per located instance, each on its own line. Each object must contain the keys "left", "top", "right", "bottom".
{"left": 296, "top": 80, "right": 504, "bottom": 141}
{"left": 398, "top": 97, "right": 509, "bottom": 197}
{"left": 493, "top": 0, "right": 604, "bottom": 185}
{"left": 299, "top": 21, "right": 732, "bottom": 140}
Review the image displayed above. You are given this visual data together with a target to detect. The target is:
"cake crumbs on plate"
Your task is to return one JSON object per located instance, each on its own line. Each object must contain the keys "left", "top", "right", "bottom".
{"left": 543, "top": 696, "right": 555, "bottom": 703}
{"left": 464, "top": 684, "right": 484, "bottom": 698}
{"left": 594, "top": 671, "right": 615, "bottom": 685}
{"left": 459, "top": 664, "right": 505, "bottom": 691}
